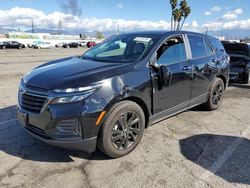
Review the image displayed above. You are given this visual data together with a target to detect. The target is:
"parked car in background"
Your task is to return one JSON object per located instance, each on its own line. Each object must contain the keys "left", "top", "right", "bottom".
{"left": 86, "top": 41, "right": 96, "bottom": 48}
{"left": 33, "top": 42, "right": 52, "bottom": 49}
{"left": 0, "top": 41, "right": 25, "bottom": 49}
{"left": 28, "top": 41, "right": 42, "bottom": 48}
{"left": 78, "top": 41, "right": 87, "bottom": 47}
{"left": 55, "top": 42, "right": 67, "bottom": 48}
{"left": 222, "top": 41, "right": 250, "bottom": 84}
{"left": 62, "top": 42, "right": 79, "bottom": 48}
{"left": 17, "top": 31, "right": 229, "bottom": 158}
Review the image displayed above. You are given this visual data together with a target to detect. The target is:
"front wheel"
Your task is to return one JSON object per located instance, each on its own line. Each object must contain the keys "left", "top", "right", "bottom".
{"left": 203, "top": 78, "right": 225, "bottom": 111}
{"left": 98, "top": 101, "right": 145, "bottom": 158}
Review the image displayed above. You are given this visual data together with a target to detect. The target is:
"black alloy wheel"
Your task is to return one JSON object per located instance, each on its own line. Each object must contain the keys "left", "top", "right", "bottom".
{"left": 211, "top": 83, "right": 224, "bottom": 106}
{"left": 202, "top": 78, "right": 225, "bottom": 111}
{"left": 98, "top": 101, "right": 145, "bottom": 158}
{"left": 111, "top": 111, "right": 141, "bottom": 150}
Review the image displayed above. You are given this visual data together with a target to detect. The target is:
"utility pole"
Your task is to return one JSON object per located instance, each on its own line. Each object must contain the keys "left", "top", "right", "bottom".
{"left": 58, "top": 20, "right": 63, "bottom": 35}
{"left": 31, "top": 19, "right": 34, "bottom": 33}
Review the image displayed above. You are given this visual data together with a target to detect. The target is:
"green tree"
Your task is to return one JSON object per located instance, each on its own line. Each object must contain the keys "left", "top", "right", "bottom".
{"left": 169, "top": 0, "right": 191, "bottom": 31}
{"left": 170, "top": 0, "right": 178, "bottom": 31}
{"left": 173, "top": 8, "right": 182, "bottom": 31}
{"left": 96, "top": 31, "right": 105, "bottom": 39}
{"left": 180, "top": 0, "right": 191, "bottom": 30}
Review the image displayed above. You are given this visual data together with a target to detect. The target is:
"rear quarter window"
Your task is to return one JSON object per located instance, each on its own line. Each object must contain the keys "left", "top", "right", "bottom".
{"left": 206, "top": 37, "right": 225, "bottom": 52}
{"left": 188, "top": 35, "right": 207, "bottom": 59}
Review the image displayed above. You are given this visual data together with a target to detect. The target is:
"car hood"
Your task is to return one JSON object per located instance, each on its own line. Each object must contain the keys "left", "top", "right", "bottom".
{"left": 23, "top": 56, "right": 134, "bottom": 90}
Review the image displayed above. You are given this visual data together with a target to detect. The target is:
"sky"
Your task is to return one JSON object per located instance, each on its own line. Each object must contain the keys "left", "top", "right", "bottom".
{"left": 0, "top": 0, "right": 250, "bottom": 32}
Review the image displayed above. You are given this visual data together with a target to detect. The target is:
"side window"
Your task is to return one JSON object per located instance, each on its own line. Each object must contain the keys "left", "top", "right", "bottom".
{"left": 207, "top": 37, "right": 225, "bottom": 52}
{"left": 188, "top": 35, "right": 207, "bottom": 59}
{"left": 204, "top": 40, "right": 214, "bottom": 56}
{"left": 157, "top": 36, "right": 187, "bottom": 65}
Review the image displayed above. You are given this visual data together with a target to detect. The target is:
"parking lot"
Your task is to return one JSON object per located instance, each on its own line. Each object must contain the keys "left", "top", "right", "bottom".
{"left": 0, "top": 48, "right": 250, "bottom": 188}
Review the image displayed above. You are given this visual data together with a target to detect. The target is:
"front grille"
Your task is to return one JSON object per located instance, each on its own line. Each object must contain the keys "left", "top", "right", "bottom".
{"left": 19, "top": 92, "right": 47, "bottom": 113}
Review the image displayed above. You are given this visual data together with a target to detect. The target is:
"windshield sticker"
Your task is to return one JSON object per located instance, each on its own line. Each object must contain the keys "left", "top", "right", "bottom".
{"left": 133, "top": 37, "right": 152, "bottom": 43}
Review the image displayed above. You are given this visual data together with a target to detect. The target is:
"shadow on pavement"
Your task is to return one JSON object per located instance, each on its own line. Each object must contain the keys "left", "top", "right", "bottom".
{"left": 180, "top": 134, "right": 250, "bottom": 185}
{"left": 0, "top": 105, "right": 109, "bottom": 162}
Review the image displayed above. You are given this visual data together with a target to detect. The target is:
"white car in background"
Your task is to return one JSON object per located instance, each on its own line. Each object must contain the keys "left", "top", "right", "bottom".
{"left": 34, "top": 41, "right": 52, "bottom": 49}
{"left": 78, "top": 41, "right": 87, "bottom": 47}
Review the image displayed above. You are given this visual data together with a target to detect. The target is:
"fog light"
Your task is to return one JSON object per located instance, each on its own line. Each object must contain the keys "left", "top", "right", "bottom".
{"left": 56, "top": 119, "right": 82, "bottom": 137}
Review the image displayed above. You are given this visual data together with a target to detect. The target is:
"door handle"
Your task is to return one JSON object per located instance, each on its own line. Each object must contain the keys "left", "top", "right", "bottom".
{"left": 182, "top": 66, "right": 193, "bottom": 71}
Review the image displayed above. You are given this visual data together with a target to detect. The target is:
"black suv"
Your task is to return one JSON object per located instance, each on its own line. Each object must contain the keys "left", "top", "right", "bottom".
{"left": 222, "top": 42, "right": 250, "bottom": 84}
{"left": 17, "top": 31, "right": 230, "bottom": 158}
{"left": 0, "top": 41, "right": 25, "bottom": 49}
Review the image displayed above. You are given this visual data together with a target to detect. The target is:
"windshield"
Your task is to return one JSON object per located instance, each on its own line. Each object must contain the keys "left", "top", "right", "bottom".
{"left": 82, "top": 34, "right": 161, "bottom": 63}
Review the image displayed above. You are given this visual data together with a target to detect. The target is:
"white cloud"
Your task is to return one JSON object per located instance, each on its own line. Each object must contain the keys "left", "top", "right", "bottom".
{"left": 202, "top": 22, "right": 223, "bottom": 31}
{"left": 0, "top": 7, "right": 173, "bottom": 31}
{"left": 203, "top": 6, "right": 221, "bottom": 16}
{"left": 211, "top": 6, "right": 221, "bottom": 12}
{"left": 223, "top": 13, "right": 238, "bottom": 20}
{"left": 222, "top": 8, "right": 243, "bottom": 21}
{"left": 0, "top": 7, "right": 249, "bottom": 33}
{"left": 202, "top": 19, "right": 250, "bottom": 31}
{"left": 204, "top": 11, "right": 212, "bottom": 16}
{"left": 231, "top": 8, "right": 243, "bottom": 15}
{"left": 116, "top": 3, "right": 124, "bottom": 9}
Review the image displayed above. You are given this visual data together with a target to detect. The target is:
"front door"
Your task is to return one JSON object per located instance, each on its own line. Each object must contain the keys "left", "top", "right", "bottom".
{"left": 152, "top": 35, "right": 193, "bottom": 115}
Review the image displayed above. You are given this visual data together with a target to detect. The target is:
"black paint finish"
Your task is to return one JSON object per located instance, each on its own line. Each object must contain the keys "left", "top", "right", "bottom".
{"left": 17, "top": 31, "right": 230, "bottom": 152}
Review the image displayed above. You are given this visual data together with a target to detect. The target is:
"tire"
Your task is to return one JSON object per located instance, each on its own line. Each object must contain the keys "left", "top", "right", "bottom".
{"left": 18, "top": 46, "right": 22, "bottom": 50}
{"left": 242, "top": 70, "right": 249, "bottom": 84}
{"left": 98, "top": 101, "right": 145, "bottom": 158}
{"left": 202, "top": 78, "right": 225, "bottom": 111}
{"left": 2, "top": 46, "right": 6, "bottom": 49}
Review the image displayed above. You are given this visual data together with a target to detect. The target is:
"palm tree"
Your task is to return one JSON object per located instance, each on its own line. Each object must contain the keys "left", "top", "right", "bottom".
{"left": 169, "top": 0, "right": 191, "bottom": 31}
{"left": 173, "top": 8, "right": 182, "bottom": 30}
{"left": 170, "top": 0, "right": 178, "bottom": 30}
{"left": 180, "top": 6, "right": 191, "bottom": 30}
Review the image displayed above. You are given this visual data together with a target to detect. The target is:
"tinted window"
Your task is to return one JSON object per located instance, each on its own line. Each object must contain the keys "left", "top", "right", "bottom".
{"left": 157, "top": 36, "right": 187, "bottom": 65}
{"left": 188, "top": 35, "right": 207, "bottom": 59}
{"left": 207, "top": 37, "right": 225, "bottom": 52}
{"left": 204, "top": 40, "right": 214, "bottom": 56}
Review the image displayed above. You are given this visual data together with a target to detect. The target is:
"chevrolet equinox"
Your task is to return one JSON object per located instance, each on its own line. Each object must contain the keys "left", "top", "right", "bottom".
{"left": 18, "top": 31, "right": 230, "bottom": 158}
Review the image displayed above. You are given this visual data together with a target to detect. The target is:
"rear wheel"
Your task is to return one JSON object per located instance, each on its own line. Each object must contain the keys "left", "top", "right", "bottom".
{"left": 203, "top": 78, "right": 225, "bottom": 111}
{"left": 98, "top": 101, "right": 145, "bottom": 158}
{"left": 242, "top": 70, "right": 249, "bottom": 84}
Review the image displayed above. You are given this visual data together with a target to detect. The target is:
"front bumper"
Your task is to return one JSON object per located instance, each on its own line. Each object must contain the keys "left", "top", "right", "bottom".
{"left": 17, "top": 109, "right": 98, "bottom": 153}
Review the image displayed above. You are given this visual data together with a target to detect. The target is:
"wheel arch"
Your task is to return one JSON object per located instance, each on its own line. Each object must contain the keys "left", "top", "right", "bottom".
{"left": 100, "top": 94, "right": 151, "bottom": 129}
{"left": 216, "top": 75, "right": 227, "bottom": 89}
{"left": 121, "top": 96, "right": 150, "bottom": 128}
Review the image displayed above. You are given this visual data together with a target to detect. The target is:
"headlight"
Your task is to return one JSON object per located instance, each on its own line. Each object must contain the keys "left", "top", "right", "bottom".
{"left": 53, "top": 86, "right": 97, "bottom": 93}
{"left": 51, "top": 86, "right": 99, "bottom": 104}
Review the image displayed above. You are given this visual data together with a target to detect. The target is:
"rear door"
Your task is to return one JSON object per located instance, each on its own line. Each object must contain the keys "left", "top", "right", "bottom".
{"left": 187, "top": 34, "right": 217, "bottom": 106}
{"left": 152, "top": 35, "right": 193, "bottom": 115}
